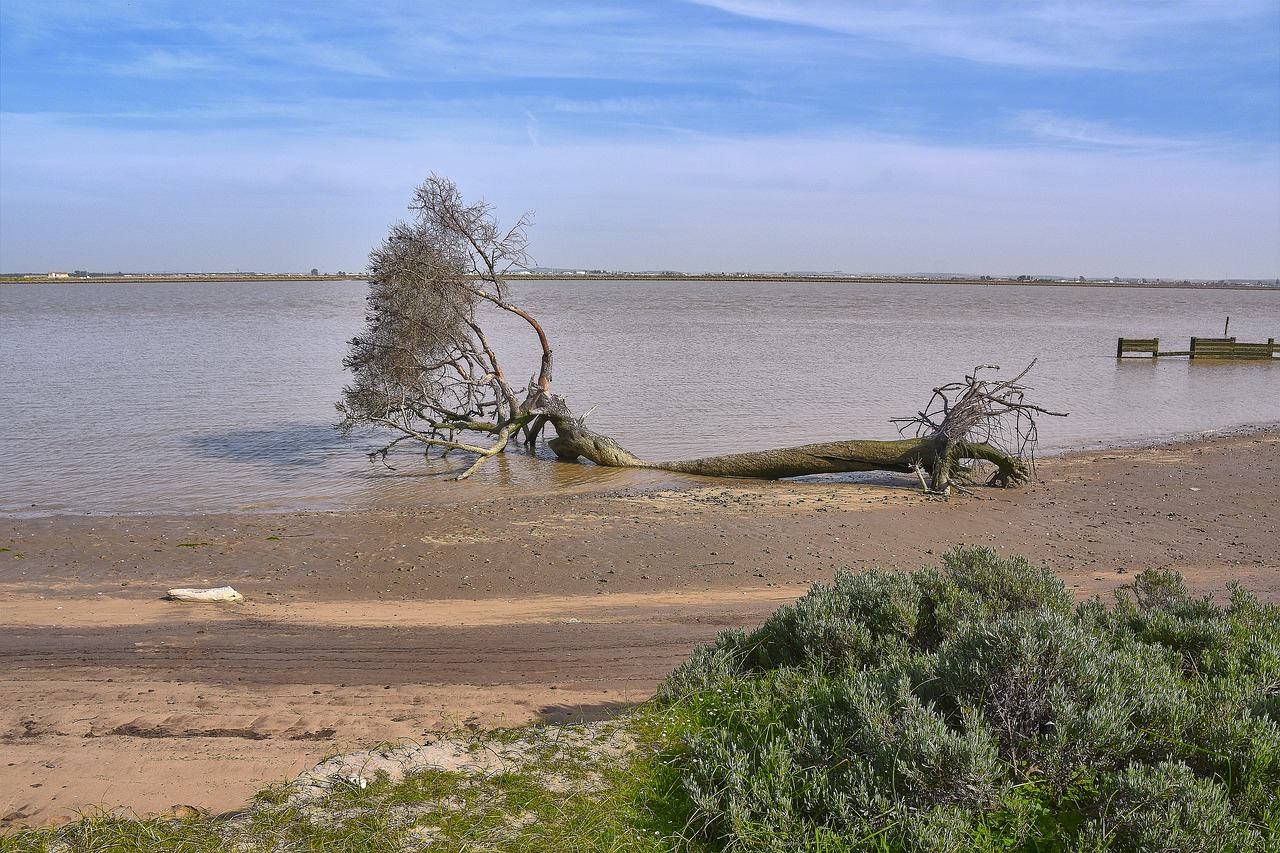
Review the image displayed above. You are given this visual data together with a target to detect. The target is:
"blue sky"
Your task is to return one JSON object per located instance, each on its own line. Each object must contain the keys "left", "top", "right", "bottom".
{"left": 2, "top": 1, "right": 1277, "bottom": 278}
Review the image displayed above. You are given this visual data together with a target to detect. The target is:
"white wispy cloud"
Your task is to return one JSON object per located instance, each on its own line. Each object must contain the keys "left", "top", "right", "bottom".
{"left": 691, "top": 0, "right": 1278, "bottom": 70}
{"left": 106, "top": 49, "right": 227, "bottom": 78}
{"left": 1007, "top": 110, "right": 1197, "bottom": 150}
{"left": 204, "top": 19, "right": 392, "bottom": 78}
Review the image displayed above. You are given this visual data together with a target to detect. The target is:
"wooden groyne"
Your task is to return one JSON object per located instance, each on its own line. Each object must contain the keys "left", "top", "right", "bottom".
{"left": 1116, "top": 337, "right": 1278, "bottom": 359}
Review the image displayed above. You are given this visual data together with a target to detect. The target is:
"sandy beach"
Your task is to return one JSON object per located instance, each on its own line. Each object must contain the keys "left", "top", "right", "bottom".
{"left": 2, "top": 428, "right": 1277, "bottom": 829}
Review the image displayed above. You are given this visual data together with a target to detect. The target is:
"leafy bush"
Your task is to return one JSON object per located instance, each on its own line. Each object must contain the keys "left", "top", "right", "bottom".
{"left": 654, "top": 547, "right": 1279, "bottom": 851}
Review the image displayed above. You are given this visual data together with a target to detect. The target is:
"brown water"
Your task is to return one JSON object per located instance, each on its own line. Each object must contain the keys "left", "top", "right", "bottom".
{"left": 2, "top": 279, "right": 1277, "bottom": 515}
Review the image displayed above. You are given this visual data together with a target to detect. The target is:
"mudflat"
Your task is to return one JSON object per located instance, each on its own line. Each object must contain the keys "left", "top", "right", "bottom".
{"left": 2, "top": 429, "right": 1277, "bottom": 829}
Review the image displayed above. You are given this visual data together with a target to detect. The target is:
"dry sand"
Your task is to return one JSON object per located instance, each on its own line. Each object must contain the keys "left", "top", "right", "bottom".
{"left": 2, "top": 428, "right": 1277, "bottom": 829}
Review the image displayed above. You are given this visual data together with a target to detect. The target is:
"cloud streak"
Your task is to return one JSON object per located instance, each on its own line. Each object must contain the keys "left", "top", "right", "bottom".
{"left": 693, "top": 0, "right": 1278, "bottom": 70}
{"left": 1007, "top": 110, "right": 1205, "bottom": 151}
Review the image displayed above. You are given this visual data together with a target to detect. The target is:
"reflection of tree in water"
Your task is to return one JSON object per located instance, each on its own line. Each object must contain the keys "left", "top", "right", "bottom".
{"left": 188, "top": 423, "right": 352, "bottom": 468}
{"left": 339, "top": 175, "right": 1065, "bottom": 496}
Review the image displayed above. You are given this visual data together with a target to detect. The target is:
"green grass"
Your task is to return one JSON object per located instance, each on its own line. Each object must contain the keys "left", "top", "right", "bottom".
{"left": 7, "top": 548, "right": 1278, "bottom": 852}
{"left": 5, "top": 720, "right": 687, "bottom": 853}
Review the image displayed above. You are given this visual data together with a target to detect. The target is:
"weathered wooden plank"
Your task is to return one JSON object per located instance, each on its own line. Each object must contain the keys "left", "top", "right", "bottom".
{"left": 1120, "top": 336, "right": 1276, "bottom": 359}
{"left": 1117, "top": 337, "right": 1159, "bottom": 357}
{"left": 1191, "top": 336, "right": 1235, "bottom": 359}
{"left": 1230, "top": 343, "right": 1278, "bottom": 359}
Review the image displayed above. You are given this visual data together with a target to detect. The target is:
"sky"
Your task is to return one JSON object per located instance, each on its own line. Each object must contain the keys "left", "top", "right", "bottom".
{"left": 1, "top": 0, "right": 1278, "bottom": 279}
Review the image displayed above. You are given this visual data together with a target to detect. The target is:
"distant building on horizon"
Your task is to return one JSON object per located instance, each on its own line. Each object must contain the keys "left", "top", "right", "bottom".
{"left": 46, "top": 271, "right": 70, "bottom": 278}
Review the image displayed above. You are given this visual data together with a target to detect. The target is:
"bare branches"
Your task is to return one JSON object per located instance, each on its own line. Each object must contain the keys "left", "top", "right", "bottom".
{"left": 892, "top": 362, "right": 1069, "bottom": 490}
{"left": 408, "top": 174, "right": 532, "bottom": 296}
{"left": 338, "top": 175, "right": 547, "bottom": 479}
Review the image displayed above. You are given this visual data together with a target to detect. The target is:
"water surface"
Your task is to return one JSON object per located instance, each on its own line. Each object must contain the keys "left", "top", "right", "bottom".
{"left": 2, "top": 279, "right": 1277, "bottom": 515}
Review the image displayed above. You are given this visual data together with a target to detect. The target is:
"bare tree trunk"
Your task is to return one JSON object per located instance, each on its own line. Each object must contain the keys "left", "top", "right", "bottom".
{"left": 543, "top": 412, "right": 1027, "bottom": 493}
{"left": 544, "top": 412, "right": 646, "bottom": 467}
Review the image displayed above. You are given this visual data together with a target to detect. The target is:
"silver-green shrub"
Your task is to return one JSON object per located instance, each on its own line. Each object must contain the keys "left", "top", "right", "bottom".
{"left": 1076, "top": 761, "right": 1259, "bottom": 853}
{"left": 655, "top": 548, "right": 1279, "bottom": 852}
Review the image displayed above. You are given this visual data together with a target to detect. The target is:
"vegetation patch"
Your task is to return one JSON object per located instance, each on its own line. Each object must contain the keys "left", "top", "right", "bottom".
{"left": 653, "top": 546, "right": 1279, "bottom": 851}
{"left": 7, "top": 722, "right": 680, "bottom": 852}
{"left": 8, "top": 547, "right": 1277, "bottom": 852}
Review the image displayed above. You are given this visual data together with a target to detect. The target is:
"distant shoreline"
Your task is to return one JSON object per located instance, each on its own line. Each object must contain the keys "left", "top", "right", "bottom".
{"left": 3, "top": 272, "right": 1277, "bottom": 291}
{"left": 0, "top": 274, "right": 368, "bottom": 284}
{"left": 518, "top": 274, "right": 1279, "bottom": 291}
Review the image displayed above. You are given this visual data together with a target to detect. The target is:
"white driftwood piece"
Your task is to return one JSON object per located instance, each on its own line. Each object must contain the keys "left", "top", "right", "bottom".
{"left": 166, "top": 586, "right": 244, "bottom": 603}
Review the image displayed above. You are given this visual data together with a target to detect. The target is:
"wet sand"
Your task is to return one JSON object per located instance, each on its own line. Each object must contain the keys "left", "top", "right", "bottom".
{"left": 2, "top": 428, "right": 1277, "bottom": 829}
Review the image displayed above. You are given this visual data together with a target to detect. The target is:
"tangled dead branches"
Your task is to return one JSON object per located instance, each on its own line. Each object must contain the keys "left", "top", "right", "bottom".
{"left": 892, "top": 362, "right": 1069, "bottom": 489}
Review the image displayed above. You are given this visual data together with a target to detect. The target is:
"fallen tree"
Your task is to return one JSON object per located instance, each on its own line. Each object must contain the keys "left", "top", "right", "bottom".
{"left": 338, "top": 176, "right": 1065, "bottom": 495}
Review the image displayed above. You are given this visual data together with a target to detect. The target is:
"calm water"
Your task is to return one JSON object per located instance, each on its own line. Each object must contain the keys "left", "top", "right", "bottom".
{"left": 2, "top": 279, "right": 1278, "bottom": 516}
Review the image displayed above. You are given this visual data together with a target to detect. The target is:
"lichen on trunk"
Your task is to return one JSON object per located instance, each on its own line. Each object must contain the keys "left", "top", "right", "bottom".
{"left": 542, "top": 410, "right": 1031, "bottom": 494}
